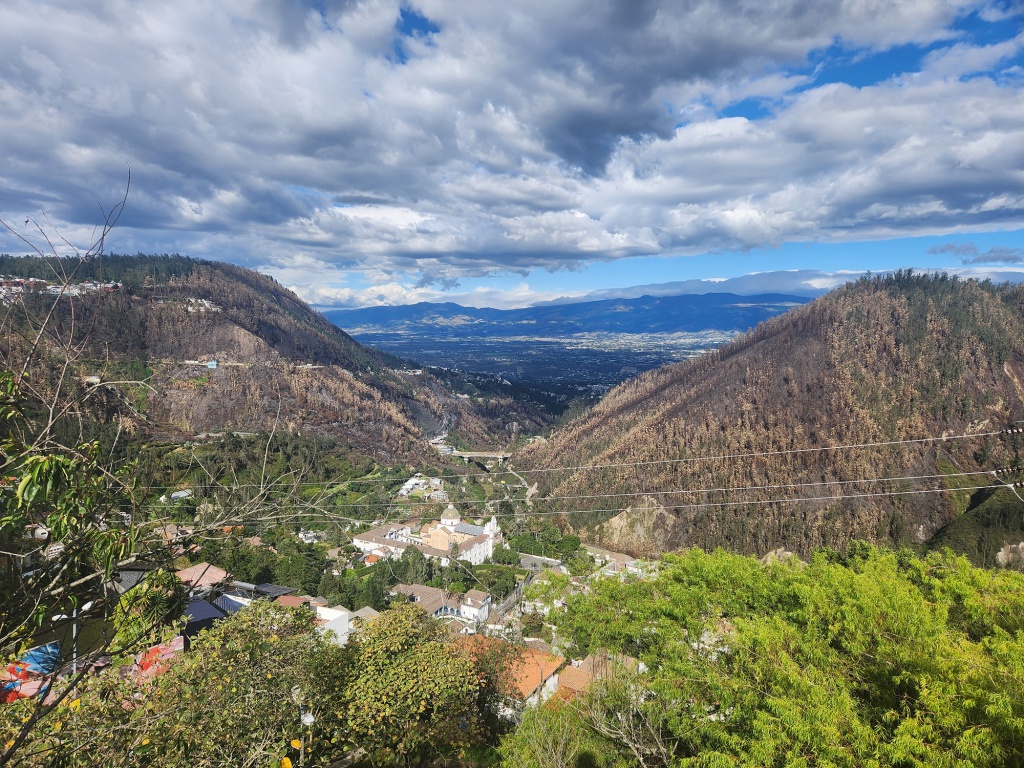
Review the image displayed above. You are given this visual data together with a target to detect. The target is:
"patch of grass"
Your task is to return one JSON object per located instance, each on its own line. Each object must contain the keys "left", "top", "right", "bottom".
{"left": 935, "top": 458, "right": 973, "bottom": 518}
{"left": 929, "top": 486, "right": 1024, "bottom": 568}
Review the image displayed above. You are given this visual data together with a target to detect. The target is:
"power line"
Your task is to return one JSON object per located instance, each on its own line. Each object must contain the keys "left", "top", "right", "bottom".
{"left": 148, "top": 476, "right": 1009, "bottom": 528}
{"left": 134, "top": 468, "right": 1000, "bottom": 514}
{"left": 129, "top": 427, "right": 1007, "bottom": 492}
{"left": 191, "top": 482, "right": 1007, "bottom": 527}
{"left": 516, "top": 429, "right": 1008, "bottom": 476}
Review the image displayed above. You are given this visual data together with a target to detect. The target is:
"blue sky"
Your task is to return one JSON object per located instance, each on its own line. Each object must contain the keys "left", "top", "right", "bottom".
{"left": 443, "top": 231, "right": 1024, "bottom": 306}
{"left": 0, "top": 1, "right": 1022, "bottom": 308}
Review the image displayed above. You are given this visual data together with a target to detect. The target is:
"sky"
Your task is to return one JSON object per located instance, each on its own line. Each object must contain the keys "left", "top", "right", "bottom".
{"left": 0, "top": 0, "right": 1022, "bottom": 309}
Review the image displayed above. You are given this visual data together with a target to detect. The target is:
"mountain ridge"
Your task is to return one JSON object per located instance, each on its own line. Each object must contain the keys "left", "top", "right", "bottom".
{"left": 514, "top": 272, "right": 1024, "bottom": 564}
{"left": 0, "top": 254, "right": 549, "bottom": 460}
{"left": 324, "top": 292, "right": 810, "bottom": 336}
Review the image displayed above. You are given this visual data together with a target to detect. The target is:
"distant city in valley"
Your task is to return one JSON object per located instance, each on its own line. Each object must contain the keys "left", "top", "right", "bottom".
{"left": 326, "top": 292, "right": 809, "bottom": 396}
{"left": 345, "top": 331, "right": 733, "bottom": 397}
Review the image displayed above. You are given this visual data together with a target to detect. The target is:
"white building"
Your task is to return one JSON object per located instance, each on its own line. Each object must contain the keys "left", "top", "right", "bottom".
{"left": 396, "top": 474, "right": 444, "bottom": 498}
{"left": 353, "top": 512, "right": 503, "bottom": 568}
{"left": 391, "top": 584, "right": 492, "bottom": 625}
{"left": 461, "top": 589, "right": 491, "bottom": 623}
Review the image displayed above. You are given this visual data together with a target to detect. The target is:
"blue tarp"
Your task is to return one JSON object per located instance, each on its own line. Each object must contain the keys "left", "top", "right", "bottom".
{"left": 18, "top": 642, "right": 62, "bottom": 675}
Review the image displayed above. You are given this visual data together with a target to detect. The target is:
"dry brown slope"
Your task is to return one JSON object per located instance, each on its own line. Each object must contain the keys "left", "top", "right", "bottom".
{"left": 2, "top": 255, "right": 541, "bottom": 462}
{"left": 515, "top": 273, "right": 1024, "bottom": 557}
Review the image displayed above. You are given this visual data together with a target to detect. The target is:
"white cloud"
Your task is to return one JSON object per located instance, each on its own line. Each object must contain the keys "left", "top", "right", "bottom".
{"left": 291, "top": 279, "right": 586, "bottom": 309}
{"left": 921, "top": 31, "right": 1024, "bottom": 79}
{"left": 0, "top": 0, "right": 1020, "bottom": 302}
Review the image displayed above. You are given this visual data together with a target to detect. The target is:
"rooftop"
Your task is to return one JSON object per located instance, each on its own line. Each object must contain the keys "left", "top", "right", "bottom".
{"left": 555, "top": 665, "right": 593, "bottom": 699}
{"left": 274, "top": 595, "right": 312, "bottom": 608}
{"left": 506, "top": 647, "right": 564, "bottom": 701}
{"left": 175, "top": 562, "right": 230, "bottom": 588}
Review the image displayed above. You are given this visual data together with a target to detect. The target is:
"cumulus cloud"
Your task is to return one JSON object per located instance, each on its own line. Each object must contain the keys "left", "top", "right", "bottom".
{"left": 294, "top": 279, "right": 586, "bottom": 309}
{"left": 0, "top": 0, "right": 1021, "bottom": 305}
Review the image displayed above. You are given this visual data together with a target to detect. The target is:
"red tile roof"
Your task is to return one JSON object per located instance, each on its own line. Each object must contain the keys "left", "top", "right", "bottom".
{"left": 556, "top": 664, "right": 592, "bottom": 695}
{"left": 506, "top": 647, "right": 564, "bottom": 701}
{"left": 175, "top": 562, "right": 230, "bottom": 588}
{"left": 274, "top": 595, "right": 311, "bottom": 608}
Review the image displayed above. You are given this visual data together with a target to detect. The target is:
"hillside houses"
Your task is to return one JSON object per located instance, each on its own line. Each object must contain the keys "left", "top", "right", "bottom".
{"left": 352, "top": 505, "right": 503, "bottom": 567}
{"left": 391, "top": 583, "right": 492, "bottom": 625}
{"left": 0, "top": 276, "right": 121, "bottom": 305}
{"left": 511, "top": 647, "right": 564, "bottom": 706}
{"left": 396, "top": 473, "right": 448, "bottom": 502}
{"left": 176, "top": 562, "right": 231, "bottom": 591}
{"left": 185, "top": 297, "right": 222, "bottom": 313}
{"left": 584, "top": 544, "right": 657, "bottom": 578}
{"left": 169, "top": 561, "right": 382, "bottom": 646}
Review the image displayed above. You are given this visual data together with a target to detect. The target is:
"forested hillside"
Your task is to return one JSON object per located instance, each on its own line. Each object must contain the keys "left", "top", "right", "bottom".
{"left": 504, "top": 545, "right": 1024, "bottom": 767}
{"left": 515, "top": 273, "right": 1024, "bottom": 562}
{"left": 0, "top": 254, "right": 381, "bottom": 369}
{"left": 0, "top": 254, "right": 548, "bottom": 461}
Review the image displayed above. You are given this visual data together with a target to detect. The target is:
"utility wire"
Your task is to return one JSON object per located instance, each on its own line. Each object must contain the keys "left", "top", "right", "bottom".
{"left": 133, "top": 468, "right": 1001, "bottom": 514}
{"left": 129, "top": 427, "right": 1008, "bottom": 492}
{"left": 156, "top": 480, "right": 1009, "bottom": 528}
{"left": 513, "top": 429, "right": 1007, "bottom": 476}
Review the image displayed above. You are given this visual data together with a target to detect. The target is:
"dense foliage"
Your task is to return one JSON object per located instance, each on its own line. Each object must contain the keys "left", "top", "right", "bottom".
{"left": 0, "top": 368, "right": 138, "bottom": 658}
{"left": 1, "top": 601, "right": 515, "bottom": 768}
{"left": 503, "top": 544, "right": 1024, "bottom": 767}
{"left": 2, "top": 602, "right": 352, "bottom": 767}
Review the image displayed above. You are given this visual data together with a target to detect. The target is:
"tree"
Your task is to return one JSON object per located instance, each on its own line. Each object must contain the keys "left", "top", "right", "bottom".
{"left": 341, "top": 604, "right": 482, "bottom": 766}
{"left": 1, "top": 601, "right": 354, "bottom": 767}
{"left": 510, "top": 546, "right": 1024, "bottom": 768}
{"left": 499, "top": 701, "right": 606, "bottom": 768}
{"left": 0, "top": 289, "right": 146, "bottom": 765}
{"left": 492, "top": 545, "right": 521, "bottom": 566}
{"left": 398, "top": 545, "right": 431, "bottom": 585}
{"left": 273, "top": 539, "right": 328, "bottom": 594}
{"left": 478, "top": 565, "right": 517, "bottom": 599}
{"left": 0, "top": 193, "right": 346, "bottom": 766}
{"left": 359, "top": 566, "right": 389, "bottom": 611}
{"left": 111, "top": 568, "right": 187, "bottom": 651}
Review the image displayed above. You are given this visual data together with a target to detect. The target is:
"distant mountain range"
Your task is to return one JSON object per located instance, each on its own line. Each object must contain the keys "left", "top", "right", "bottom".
{"left": 324, "top": 292, "right": 810, "bottom": 337}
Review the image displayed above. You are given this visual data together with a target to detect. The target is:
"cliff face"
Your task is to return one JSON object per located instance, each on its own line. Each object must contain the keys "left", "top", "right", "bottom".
{"left": 516, "top": 273, "right": 1024, "bottom": 559}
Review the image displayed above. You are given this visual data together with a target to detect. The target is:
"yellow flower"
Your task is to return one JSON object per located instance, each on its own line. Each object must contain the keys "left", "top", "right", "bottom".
{"left": 52, "top": 721, "right": 62, "bottom": 732}
{"left": 291, "top": 739, "right": 301, "bottom": 749}
{"left": 68, "top": 699, "right": 81, "bottom": 711}
{"left": 141, "top": 738, "right": 150, "bottom": 746}
{"left": 281, "top": 758, "right": 293, "bottom": 768}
